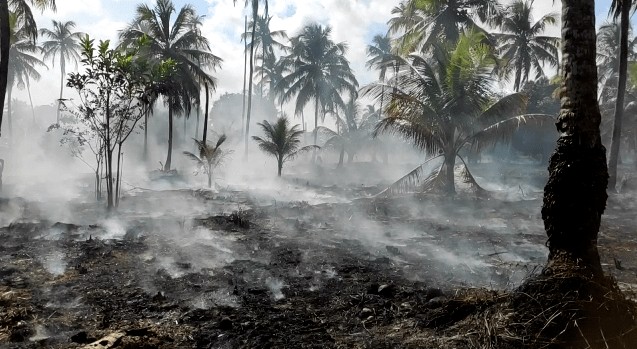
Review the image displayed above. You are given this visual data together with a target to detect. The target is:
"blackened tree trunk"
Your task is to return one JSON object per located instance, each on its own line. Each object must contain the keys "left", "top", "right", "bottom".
{"left": 164, "top": 104, "right": 173, "bottom": 171}
{"left": 608, "top": 0, "right": 631, "bottom": 192}
{"left": 277, "top": 157, "right": 282, "bottom": 177}
{"left": 0, "top": 0, "right": 9, "bottom": 137}
{"left": 541, "top": 0, "right": 608, "bottom": 275}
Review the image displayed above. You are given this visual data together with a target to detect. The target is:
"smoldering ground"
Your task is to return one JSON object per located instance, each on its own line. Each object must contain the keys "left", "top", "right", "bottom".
{"left": 1, "top": 107, "right": 636, "bottom": 348}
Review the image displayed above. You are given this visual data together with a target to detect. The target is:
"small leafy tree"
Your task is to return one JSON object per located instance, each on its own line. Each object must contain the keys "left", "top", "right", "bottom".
{"left": 183, "top": 135, "right": 230, "bottom": 188}
{"left": 252, "top": 116, "right": 319, "bottom": 176}
{"left": 64, "top": 36, "right": 175, "bottom": 210}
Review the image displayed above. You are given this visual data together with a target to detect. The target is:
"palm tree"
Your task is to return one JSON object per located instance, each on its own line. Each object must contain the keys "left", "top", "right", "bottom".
{"left": 608, "top": 0, "right": 637, "bottom": 192}
{"left": 243, "top": 14, "right": 288, "bottom": 98}
{"left": 183, "top": 135, "right": 228, "bottom": 188}
{"left": 366, "top": 34, "right": 394, "bottom": 118}
{"left": 0, "top": 0, "right": 56, "bottom": 137}
{"left": 40, "top": 20, "right": 83, "bottom": 122}
{"left": 120, "top": 0, "right": 221, "bottom": 171}
{"left": 277, "top": 24, "right": 358, "bottom": 161}
{"left": 388, "top": 0, "right": 502, "bottom": 54}
{"left": 252, "top": 116, "right": 319, "bottom": 176}
{"left": 495, "top": 0, "right": 559, "bottom": 92}
{"left": 541, "top": 0, "right": 607, "bottom": 274}
{"left": 365, "top": 30, "right": 547, "bottom": 195}
{"left": 319, "top": 98, "right": 376, "bottom": 167}
{"left": 6, "top": 12, "right": 46, "bottom": 137}
{"left": 234, "top": 0, "right": 268, "bottom": 156}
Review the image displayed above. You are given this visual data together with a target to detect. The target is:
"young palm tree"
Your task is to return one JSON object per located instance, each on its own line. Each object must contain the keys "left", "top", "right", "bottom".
{"left": 319, "top": 98, "right": 376, "bottom": 167}
{"left": 542, "top": 0, "right": 608, "bottom": 274}
{"left": 252, "top": 116, "right": 319, "bottom": 176}
{"left": 496, "top": 0, "right": 559, "bottom": 92}
{"left": 0, "top": 0, "right": 56, "bottom": 137}
{"left": 120, "top": 0, "right": 221, "bottom": 171}
{"left": 183, "top": 135, "right": 229, "bottom": 188}
{"left": 277, "top": 24, "right": 358, "bottom": 162}
{"left": 6, "top": 12, "right": 46, "bottom": 138}
{"left": 40, "top": 20, "right": 84, "bottom": 122}
{"left": 366, "top": 30, "right": 548, "bottom": 195}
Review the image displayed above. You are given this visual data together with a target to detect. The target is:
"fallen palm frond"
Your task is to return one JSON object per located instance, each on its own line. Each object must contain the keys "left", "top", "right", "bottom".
{"left": 375, "top": 155, "right": 443, "bottom": 197}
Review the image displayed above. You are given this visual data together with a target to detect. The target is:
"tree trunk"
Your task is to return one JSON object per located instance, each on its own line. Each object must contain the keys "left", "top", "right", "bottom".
{"left": 143, "top": 109, "right": 148, "bottom": 162}
{"left": 203, "top": 82, "right": 209, "bottom": 144}
{"left": 165, "top": 104, "right": 173, "bottom": 171}
{"left": 27, "top": 80, "right": 35, "bottom": 125}
{"left": 195, "top": 103, "right": 200, "bottom": 140}
{"left": 608, "top": 0, "right": 631, "bottom": 193}
{"left": 115, "top": 143, "right": 122, "bottom": 207}
{"left": 0, "top": 0, "right": 9, "bottom": 138}
{"left": 541, "top": 0, "right": 607, "bottom": 275}
{"left": 7, "top": 84, "right": 12, "bottom": 140}
{"left": 241, "top": 16, "right": 248, "bottom": 137}
{"left": 106, "top": 93, "right": 113, "bottom": 210}
{"left": 441, "top": 151, "right": 456, "bottom": 194}
{"left": 312, "top": 98, "right": 319, "bottom": 163}
{"left": 208, "top": 163, "right": 212, "bottom": 188}
{"left": 244, "top": 3, "right": 258, "bottom": 158}
{"left": 277, "top": 158, "right": 282, "bottom": 177}
{"left": 57, "top": 58, "right": 65, "bottom": 123}
{"left": 337, "top": 146, "right": 344, "bottom": 168}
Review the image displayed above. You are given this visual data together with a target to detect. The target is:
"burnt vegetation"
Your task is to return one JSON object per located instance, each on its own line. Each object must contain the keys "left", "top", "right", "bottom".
{"left": 0, "top": 0, "right": 637, "bottom": 348}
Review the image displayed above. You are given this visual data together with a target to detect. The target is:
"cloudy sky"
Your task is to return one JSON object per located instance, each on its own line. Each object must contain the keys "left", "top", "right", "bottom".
{"left": 15, "top": 0, "right": 620, "bottom": 107}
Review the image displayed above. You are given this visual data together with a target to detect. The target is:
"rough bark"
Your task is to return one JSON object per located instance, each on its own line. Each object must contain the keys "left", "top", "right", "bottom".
{"left": 608, "top": 0, "right": 631, "bottom": 192}
{"left": 277, "top": 158, "right": 282, "bottom": 177}
{"left": 441, "top": 151, "right": 456, "bottom": 195}
{"left": 0, "top": 0, "right": 9, "bottom": 137}
{"left": 541, "top": 0, "right": 607, "bottom": 275}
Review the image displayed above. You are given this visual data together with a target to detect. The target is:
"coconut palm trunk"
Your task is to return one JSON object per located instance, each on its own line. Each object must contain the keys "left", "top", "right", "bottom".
{"left": 277, "top": 157, "right": 283, "bottom": 176}
{"left": 203, "top": 82, "right": 209, "bottom": 144}
{"left": 165, "top": 104, "right": 174, "bottom": 171}
{"left": 441, "top": 150, "right": 456, "bottom": 194}
{"left": 0, "top": 0, "right": 9, "bottom": 137}
{"left": 57, "top": 57, "right": 65, "bottom": 122}
{"left": 143, "top": 109, "right": 149, "bottom": 161}
{"left": 608, "top": 0, "right": 631, "bottom": 192}
{"left": 6, "top": 84, "right": 12, "bottom": 139}
{"left": 244, "top": 1, "right": 257, "bottom": 158}
{"left": 27, "top": 80, "right": 35, "bottom": 124}
{"left": 541, "top": 0, "right": 608, "bottom": 275}
{"left": 312, "top": 98, "right": 319, "bottom": 162}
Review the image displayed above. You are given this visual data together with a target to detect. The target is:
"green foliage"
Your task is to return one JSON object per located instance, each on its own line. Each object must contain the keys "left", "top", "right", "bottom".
{"left": 183, "top": 135, "right": 230, "bottom": 188}
{"left": 252, "top": 116, "right": 319, "bottom": 176}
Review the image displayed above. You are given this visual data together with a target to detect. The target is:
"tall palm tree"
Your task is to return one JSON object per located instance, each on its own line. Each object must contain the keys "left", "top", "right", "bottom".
{"left": 366, "top": 30, "right": 546, "bottom": 195}
{"left": 120, "top": 0, "right": 221, "bottom": 171}
{"left": 366, "top": 34, "right": 394, "bottom": 118}
{"left": 277, "top": 24, "right": 358, "bottom": 161}
{"left": 608, "top": 0, "right": 637, "bottom": 191}
{"left": 242, "top": 14, "right": 288, "bottom": 98}
{"left": 388, "top": 0, "right": 502, "bottom": 54}
{"left": 234, "top": 0, "right": 268, "bottom": 156}
{"left": 495, "top": 0, "right": 559, "bottom": 92}
{"left": 40, "top": 20, "right": 83, "bottom": 122}
{"left": 7, "top": 11, "right": 46, "bottom": 137}
{"left": 542, "top": 0, "right": 607, "bottom": 274}
{"left": 0, "top": 0, "right": 56, "bottom": 137}
{"left": 252, "top": 116, "right": 318, "bottom": 176}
